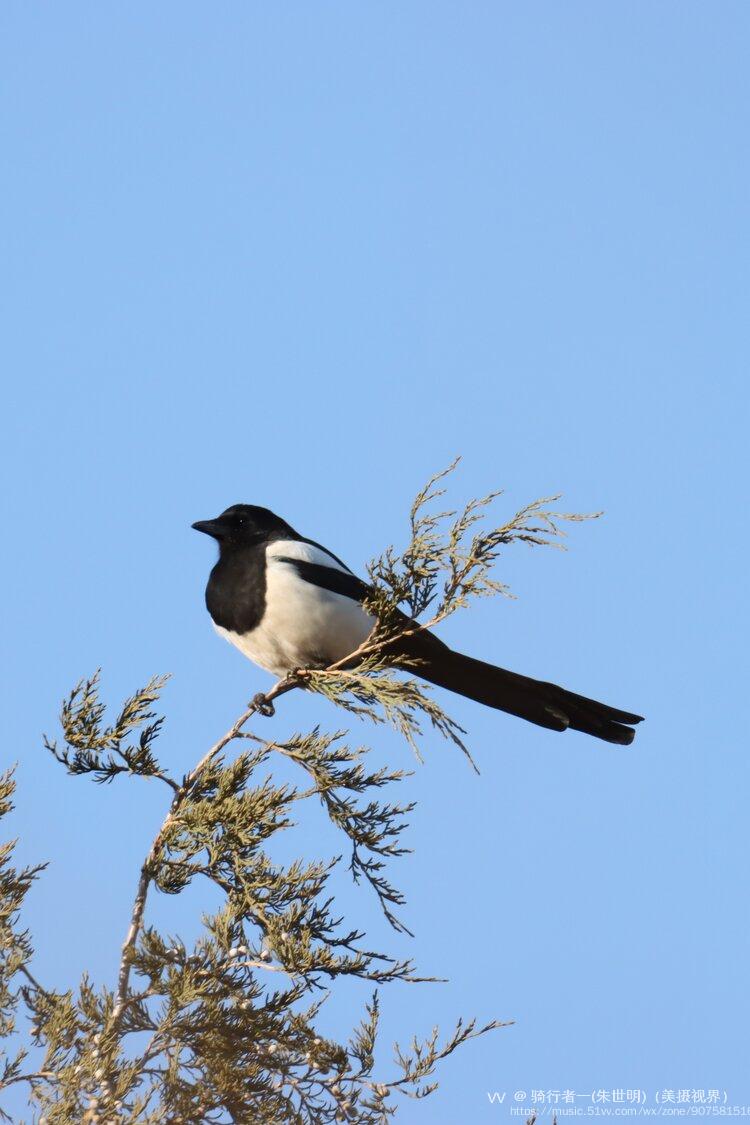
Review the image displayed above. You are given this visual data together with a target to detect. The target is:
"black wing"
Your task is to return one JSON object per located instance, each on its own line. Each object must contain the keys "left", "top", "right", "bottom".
{"left": 276, "top": 557, "right": 371, "bottom": 603}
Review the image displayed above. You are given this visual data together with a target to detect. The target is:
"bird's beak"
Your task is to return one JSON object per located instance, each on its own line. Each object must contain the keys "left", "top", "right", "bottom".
{"left": 191, "top": 519, "right": 224, "bottom": 540}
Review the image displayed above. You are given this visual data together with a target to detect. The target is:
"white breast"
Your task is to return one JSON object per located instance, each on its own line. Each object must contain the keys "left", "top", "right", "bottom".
{"left": 215, "top": 538, "right": 375, "bottom": 677}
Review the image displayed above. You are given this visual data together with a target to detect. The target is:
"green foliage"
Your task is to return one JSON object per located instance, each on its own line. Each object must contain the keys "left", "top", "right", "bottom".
{"left": 43, "top": 674, "right": 173, "bottom": 789}
{"left": 0, "top": 770, "right": 46, "bottom": 1120}
{"left": 1, "top": 462, "right": 593, "bottom": 1122}
{"left": 366, "top": 458, "right": 596, "bottom": 626}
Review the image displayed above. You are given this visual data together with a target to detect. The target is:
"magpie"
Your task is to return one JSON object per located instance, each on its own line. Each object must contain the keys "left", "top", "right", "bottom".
{"left": 192, "top": 505, "right": 644, "bottom": 745}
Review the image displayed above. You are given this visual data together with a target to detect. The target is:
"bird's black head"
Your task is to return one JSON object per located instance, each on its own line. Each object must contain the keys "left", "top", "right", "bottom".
{"left": 192, "top": 504, "right": 294, "bottom": 550}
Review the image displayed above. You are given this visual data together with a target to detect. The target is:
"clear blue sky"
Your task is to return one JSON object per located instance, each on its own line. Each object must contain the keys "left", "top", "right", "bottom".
{"left": 2, "top": 3, "right": 748, "bottom": 1121}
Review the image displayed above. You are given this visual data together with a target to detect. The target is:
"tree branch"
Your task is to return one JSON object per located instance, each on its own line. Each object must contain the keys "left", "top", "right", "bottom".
{"left": 102, "top": 671, "right": 303, "bottom": 1094}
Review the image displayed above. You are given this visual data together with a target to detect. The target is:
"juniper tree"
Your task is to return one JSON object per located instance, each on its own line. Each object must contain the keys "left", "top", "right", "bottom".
{"left": 1, "top": 462, "right": 595, "bottom": 1124}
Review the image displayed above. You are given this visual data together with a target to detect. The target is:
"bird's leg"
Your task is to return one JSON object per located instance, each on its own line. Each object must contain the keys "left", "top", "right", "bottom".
{"left": 250, "top": 670, "right": 309, "bottom": 717}
{"left": 250, "top": 692, "right": 275, "bottom": 717}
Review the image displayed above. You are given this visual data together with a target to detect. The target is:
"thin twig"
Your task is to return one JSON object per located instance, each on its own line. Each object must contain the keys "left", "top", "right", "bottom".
{"left": 18, "top": 964, "right": 51, "bottom": 997}
{"left": 0, "top": 1071, "right": 55, "bottom": 1089}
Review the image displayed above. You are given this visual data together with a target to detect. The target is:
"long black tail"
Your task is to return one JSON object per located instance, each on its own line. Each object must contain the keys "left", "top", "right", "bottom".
{"left": 397, "top": 642, "right": 643, "bottom": 745}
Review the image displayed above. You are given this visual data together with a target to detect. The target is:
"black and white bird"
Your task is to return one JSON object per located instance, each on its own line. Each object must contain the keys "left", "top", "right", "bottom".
{"left": 192, "top": 505, "right": 643, "bottom": 745}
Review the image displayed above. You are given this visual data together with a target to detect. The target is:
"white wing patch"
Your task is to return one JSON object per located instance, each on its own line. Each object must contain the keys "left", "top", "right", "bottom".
{"left": 265, "top": 537, "right": 352, "bottom": 572}
{"left": 216, "top": 538, "right": 374, "bottom": 677}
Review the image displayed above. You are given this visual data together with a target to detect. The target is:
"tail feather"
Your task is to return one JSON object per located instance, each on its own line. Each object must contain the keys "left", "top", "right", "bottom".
{"left": 396, "top": 641, "right": 643, "bottom": 746}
